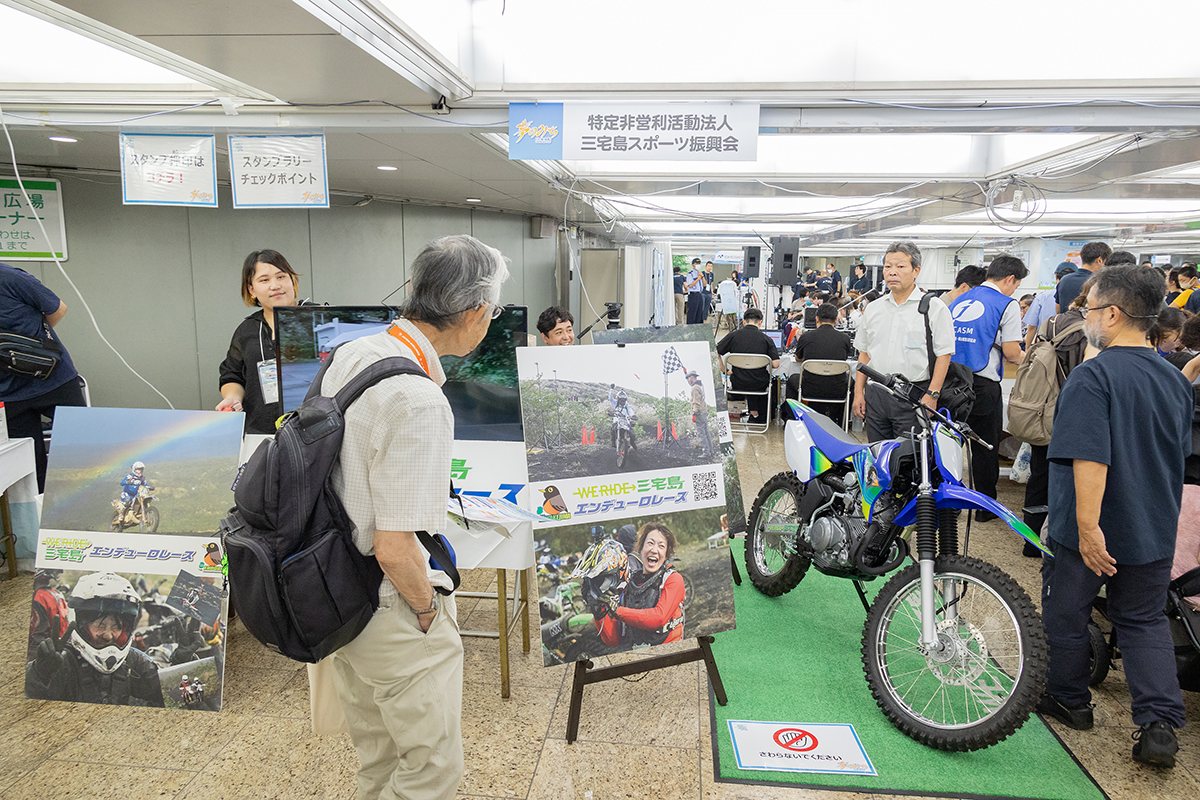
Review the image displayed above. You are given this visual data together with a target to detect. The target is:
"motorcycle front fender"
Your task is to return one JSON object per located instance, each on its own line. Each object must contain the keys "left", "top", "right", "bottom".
{"left": 892, "top": 483, "right": 1050, "bottom": 556}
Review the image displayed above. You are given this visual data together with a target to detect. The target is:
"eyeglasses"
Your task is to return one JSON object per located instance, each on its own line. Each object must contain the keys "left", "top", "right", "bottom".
{"left": 490, "top": 303, "right": 504, "bottom": 320}
{"left": 1082, "top": 303, "right": 1159, "bottom": 320}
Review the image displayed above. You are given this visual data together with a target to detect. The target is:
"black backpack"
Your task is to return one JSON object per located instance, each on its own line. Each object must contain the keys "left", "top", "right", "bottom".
{"left": 220, "top": 350, "right": 461, "bottom": 663}
{"left": 918, "top": 292, "right": 976, "bottom": 423}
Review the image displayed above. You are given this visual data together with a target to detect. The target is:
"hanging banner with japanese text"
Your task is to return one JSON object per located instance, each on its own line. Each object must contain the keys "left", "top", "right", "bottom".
{"left": 509, "top": 103, "right": 758, "bottom": 161}
{"left": 0, "top": 178, "right": 66, "bottom": 260}
{"left": 120, "top": 133, "right": 217, "bottom": 207}
{"left": 228, "top": 133, "right": 329, "bottom": 209}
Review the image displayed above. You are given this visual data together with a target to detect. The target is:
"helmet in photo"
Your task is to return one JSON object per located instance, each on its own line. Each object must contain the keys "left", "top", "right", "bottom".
{"left": 68, "top": 572, "right": 141, "bottom": 675}
{"left": 571, "top": 539, "right": 629, "bottom": 606}
{"left": 132, "top": 461, "right": 145, "bottom": 471}
{"left": 616, "top": 390, "right": 628, "bottom": 405}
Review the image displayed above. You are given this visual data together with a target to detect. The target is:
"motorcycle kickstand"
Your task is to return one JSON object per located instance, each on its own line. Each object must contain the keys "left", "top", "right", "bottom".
{"left": 852, "top": 580, "right": 871, "bottom": 614}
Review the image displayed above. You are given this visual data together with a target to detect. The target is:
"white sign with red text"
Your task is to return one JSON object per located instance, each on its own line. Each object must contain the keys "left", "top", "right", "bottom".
{"left": 727, "top": 721, "right": 876, "bottom": 776}
{"left": 120, "top": 133, "right": 217, "bottom": 207}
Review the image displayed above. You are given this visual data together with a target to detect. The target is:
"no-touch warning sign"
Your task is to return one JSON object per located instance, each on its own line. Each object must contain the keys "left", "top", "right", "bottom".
{"left": 728, "top": 721, "right": 876, "bottom": 776}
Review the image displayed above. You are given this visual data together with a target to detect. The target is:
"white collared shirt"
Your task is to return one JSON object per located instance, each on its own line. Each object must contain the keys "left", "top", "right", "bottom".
{"left": 854, "top": 289, "right": 955, "bottom": 382}
{"left": 321, "top": 318, "right": 453, "bottom": 605}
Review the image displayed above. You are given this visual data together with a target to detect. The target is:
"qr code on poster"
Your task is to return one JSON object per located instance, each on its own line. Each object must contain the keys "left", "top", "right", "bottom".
{"left": 694, "top": 470, "right": 719, "bottom": 501}
{"left": 716, "top": 413, "right": 730, "bottom": 439}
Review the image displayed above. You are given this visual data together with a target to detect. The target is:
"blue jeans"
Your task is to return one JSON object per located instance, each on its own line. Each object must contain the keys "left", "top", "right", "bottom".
{"left": 1041, "top": 539, "right": 1185, "bottom": 727}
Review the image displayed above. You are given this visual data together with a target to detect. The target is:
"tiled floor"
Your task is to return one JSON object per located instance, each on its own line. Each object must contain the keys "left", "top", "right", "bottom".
{"left": 1, "top": 424, "right": 1198, "bottom": 799}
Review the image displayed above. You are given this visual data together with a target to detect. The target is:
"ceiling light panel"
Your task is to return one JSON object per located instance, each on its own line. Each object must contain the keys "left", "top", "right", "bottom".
{"left": 602, "top": 195, "right": 913, "bottom": 219}
{"left": 633, "top": 222, "right": 827, "bottom": 234}
{"left": 0, "top": 4, "right": 194, "bottom": 84}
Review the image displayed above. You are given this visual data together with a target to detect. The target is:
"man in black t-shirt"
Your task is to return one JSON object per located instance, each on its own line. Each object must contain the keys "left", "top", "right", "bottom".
{"left": 785, "top": 303, "right": 855, "bottom": 424}
{"left": 1039, "top": 266, "right": 1194, "bottom": 768}
{"left": 716, "top": 308, "right": 780, "bottom": 422}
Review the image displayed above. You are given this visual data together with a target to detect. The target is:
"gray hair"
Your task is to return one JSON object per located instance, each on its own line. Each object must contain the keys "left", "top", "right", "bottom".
{"left": 885, "top": 240, "right": 922, "bottom": 269}
{"left": 399, "top": 235, "right": 510, "bottom": 330}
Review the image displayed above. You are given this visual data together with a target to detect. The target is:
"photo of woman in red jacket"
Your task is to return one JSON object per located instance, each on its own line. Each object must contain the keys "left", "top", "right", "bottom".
{"left": 596, "top": 523, "right": 686, "bottom": 649}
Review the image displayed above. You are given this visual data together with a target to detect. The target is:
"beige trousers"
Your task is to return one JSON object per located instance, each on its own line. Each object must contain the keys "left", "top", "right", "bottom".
{"left": 674, "top": 293, "right": 687, "bottom": 325}
{"left": 331, "top": 597, "right": 463, "bottom": 800}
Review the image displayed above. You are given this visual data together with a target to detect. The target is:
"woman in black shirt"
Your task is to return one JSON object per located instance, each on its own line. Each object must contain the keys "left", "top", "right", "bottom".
{"left": 216, "top": 250, "right": 301, "bottom": 434}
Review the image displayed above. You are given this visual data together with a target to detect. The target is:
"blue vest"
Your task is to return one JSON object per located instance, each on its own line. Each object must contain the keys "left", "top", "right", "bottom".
{"left": 949, "top": 285, "right": 1012, "bottom": 376}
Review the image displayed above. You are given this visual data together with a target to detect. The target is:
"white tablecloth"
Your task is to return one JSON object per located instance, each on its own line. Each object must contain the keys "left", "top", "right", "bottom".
{"left": 0, "top": 437, "right": 39, "bottom": 568}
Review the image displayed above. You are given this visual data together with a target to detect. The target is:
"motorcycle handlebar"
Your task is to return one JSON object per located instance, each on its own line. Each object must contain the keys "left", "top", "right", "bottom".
{"left": 858, "top": 363, "right": 993, "bottom": 450}
{"left": 856, "top": 363, "right": 893, "bottom": 389}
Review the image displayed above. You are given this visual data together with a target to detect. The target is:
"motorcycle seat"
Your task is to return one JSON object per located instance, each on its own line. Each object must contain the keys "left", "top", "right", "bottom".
{"left": 801, "top": 407, "right": 868, "bottom": 463}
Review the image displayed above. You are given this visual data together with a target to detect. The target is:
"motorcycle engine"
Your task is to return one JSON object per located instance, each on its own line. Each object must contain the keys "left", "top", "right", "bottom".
{"left": 801, "top": 473, "right": 871, "bottom": 571}
{"left": 805, "top": 515, "right": 868, "bottom": 570}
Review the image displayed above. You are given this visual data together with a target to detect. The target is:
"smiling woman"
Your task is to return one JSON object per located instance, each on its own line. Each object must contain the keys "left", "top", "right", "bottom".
{"left": 595, "top": 522, "right": 687, "bottom": 648}
{"left": 215, "top": 250, "right": 302, "bottom": 434}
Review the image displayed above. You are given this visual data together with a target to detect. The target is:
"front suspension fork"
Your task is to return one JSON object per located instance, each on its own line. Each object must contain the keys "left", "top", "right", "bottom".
{"left": 915, "top": 437, "right": 958, "bottom": 649}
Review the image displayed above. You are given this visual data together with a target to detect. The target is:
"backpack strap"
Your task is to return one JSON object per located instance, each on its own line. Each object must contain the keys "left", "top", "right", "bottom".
{"left": 918, "top": 292, "right": 936, "bottom": 379}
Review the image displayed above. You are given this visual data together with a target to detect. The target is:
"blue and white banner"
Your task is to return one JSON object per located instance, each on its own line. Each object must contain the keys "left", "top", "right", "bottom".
{"left": 510, "top": 103, "right": 759, "bottom": 161}
{"left": 229, "top": 134, "right": 329, "bottom": 208}
{"left": 120, "top": 133, "right": 217, "bottom": 207}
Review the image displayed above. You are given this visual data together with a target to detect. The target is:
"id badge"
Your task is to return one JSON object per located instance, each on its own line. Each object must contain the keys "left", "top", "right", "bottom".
{"left": 257, "top": 359, "right": 279, "bottom": 405}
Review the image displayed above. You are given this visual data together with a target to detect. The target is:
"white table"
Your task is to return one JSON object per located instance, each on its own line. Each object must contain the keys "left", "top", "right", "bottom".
{"left": 0, "top": 437, "right": 38, "bottom": 577}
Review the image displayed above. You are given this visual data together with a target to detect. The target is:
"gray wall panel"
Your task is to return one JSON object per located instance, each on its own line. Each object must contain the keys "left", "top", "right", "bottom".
{"left": 187, "top": 184, "right": 313, "bottom": 410}
{"left": 309, "top": 202, "right": 407, "bottom": 305}
{"left": 469, "top": 210, "right": 525, "bottom": 307}
{"left": 401, "top": 205, "right": 471, "bottom": 272}
{"left": 37, "top": 177, "right": 200, "bottom": 410}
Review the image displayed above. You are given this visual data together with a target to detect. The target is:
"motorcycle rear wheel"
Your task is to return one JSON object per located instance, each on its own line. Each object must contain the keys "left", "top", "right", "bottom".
{"left": 861, "top": 554, "right": 1047, "bottom": 751}
{"left": 744, "top": 472, "right": 811, "bottom": 597}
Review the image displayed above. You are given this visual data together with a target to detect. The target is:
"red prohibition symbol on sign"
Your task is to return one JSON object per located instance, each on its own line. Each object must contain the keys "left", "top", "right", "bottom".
{"left": 773, "top": 728, "right": 819, "bottom": 752}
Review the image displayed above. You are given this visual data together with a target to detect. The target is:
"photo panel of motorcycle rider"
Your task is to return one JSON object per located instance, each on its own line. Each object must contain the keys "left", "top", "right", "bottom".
{"left": 536, "top": 507, "right": 733, "bottom": 666}
{"left": 537, "top": 305, "right": 575, "bottom": 346}
{"left": 853, "top": 242, "right": 955, "bottom": 442}
{"left": 26, "top": 572, "right": 165, "bottom": 707}
{"left": 946, "top": 254, "right": 1028, "bottom": 519}
{"left": 38, "top": 407, "right": 244, "bottom": 535}
{"left": 216, "top": 249, "right": 304, "bottom": 434}
{"left": 0, "top": 262, "right": 87, "bottom": 492}
{"left": 594, "top": 523, "right": 687, "bottom": 649}
{"left": 1039, "top": 266, "right": 1195, "bottom": 769}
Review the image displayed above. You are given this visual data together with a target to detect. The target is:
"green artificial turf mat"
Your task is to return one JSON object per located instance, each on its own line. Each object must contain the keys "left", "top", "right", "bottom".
{"left": 709, "top": 541, "right": 1107, "bottom": 800}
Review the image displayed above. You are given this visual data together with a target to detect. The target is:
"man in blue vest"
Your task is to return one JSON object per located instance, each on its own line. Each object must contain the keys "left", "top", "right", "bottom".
{"left": 948, "top": 254, "right": 1028, "bottom": 518}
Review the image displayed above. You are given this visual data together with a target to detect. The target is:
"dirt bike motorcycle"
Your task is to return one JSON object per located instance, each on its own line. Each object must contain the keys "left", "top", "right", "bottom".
{"left": 110, "top": 484, "right": 160, "bottom": 532}
{"left": 745, "top": 364, "right": 1049, "bottom": 751}
{"left": 612, "top": 409, "right": 638, "bottom": 470}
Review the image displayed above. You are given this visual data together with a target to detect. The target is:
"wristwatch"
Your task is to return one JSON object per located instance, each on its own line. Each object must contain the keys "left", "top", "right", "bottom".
{"left": 925, "top": 389, "right": 941, "bottom": 399}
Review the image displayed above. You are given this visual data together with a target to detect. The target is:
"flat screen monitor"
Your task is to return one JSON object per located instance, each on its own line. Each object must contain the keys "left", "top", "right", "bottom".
{"left": 275, "top": 305, "right": 527, "bottom": 441}
{"left": 762, "top": 329, "right": 783, "bottom": 349}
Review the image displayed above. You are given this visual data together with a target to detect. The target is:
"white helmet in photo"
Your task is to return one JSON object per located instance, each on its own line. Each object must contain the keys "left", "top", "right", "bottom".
{"left": 68, "top": 572, "right": 141, "bottom": 675}
{"left": 131, "top": 461, "right": 145, "bottom": 471}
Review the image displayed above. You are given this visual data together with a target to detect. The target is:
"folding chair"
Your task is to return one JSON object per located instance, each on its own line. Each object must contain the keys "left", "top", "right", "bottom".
{"left": 797, "top": 359, "right": 853, "bottom": 430}
{"left": 723, "top": 353, "right": 773, "bottom": 435}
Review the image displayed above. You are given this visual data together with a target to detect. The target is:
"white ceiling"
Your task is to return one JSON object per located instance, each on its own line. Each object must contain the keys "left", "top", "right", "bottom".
{"left": 3, "top": 0, "right": 1200, "bottom": 256}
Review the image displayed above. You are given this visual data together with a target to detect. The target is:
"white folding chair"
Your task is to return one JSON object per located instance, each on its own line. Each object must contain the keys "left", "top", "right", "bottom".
{"left": 797, "top": 359, "right": 853, "bottom": 430}
{"left": 723, "top": 353, "right": 773, "bottom": 435}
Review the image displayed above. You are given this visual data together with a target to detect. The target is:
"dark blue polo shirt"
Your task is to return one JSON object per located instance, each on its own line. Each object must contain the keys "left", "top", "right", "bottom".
{"left": 1054, "top": 267, "right": 1093, "bottom": 311}
{"left": 1048, "top": 346, "right": 1194, "bottom": 563}
{"left": 0, "top": 263, "right": 79, "bottom": 401}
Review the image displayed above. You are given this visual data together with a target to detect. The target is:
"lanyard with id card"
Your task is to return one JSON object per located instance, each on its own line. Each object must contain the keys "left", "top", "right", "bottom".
{"left": 257, "top": 322, "right": 280, "bottom": 405}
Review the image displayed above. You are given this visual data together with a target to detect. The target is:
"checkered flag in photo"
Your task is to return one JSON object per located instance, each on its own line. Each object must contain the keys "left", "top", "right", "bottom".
{"left": 662, "top": 346, "right": 685, "bottom": 375}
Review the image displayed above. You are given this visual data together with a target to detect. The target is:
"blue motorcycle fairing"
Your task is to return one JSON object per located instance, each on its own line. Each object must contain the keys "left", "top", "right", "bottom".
{"left": 892, "top": 483, "right": 1051, "bottom": 555}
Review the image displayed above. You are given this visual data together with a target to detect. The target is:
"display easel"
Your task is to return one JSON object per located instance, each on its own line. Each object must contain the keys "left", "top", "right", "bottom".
{"left": 458, "top": 566, "right": 533, "bottom": 699}
{"left": 565, "top": 635, "right": 727, "bottom": 743}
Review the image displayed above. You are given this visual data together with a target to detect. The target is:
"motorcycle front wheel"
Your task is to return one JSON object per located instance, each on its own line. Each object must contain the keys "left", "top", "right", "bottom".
{"left": 861, "top": 554, "right": 1047, "bottom": 752}
{"left": 110, "top": 511, "right": 124, "bottom": 532}
{"left": 142, "top": 506, "right": 161, "bottom": 533}
{"left": 616, "top": 432, "right": 628, "bottom": 469}
{"left": 744, "top": 472, "right": 811, "bottom": 597}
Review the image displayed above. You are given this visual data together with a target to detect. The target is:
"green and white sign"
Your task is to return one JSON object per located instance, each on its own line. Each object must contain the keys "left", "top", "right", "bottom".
{"left": 0, "top": 178, "right": 67, "bottom": 260}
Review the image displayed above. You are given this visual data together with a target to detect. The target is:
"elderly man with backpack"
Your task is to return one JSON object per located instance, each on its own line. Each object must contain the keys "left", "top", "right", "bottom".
{"left": 320, "top": 236, "right": 507, "bottom": 800}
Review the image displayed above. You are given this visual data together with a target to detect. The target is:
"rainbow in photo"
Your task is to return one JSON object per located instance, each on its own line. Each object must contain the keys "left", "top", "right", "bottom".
{"left": 40, "top": 407, "right": 244, "bottom": 535}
